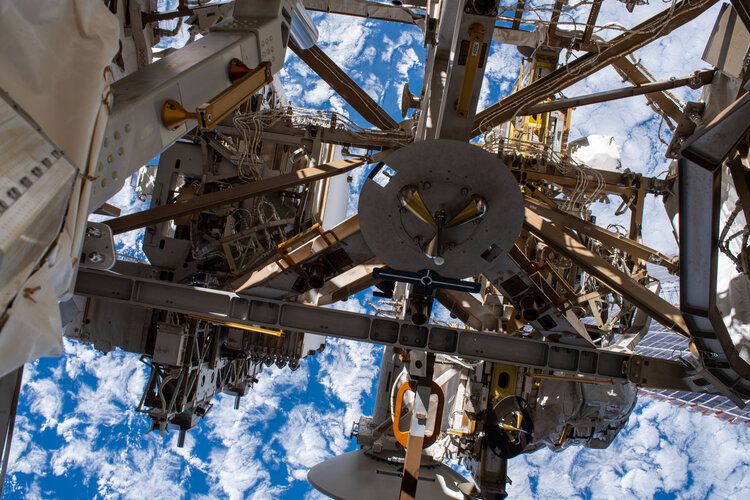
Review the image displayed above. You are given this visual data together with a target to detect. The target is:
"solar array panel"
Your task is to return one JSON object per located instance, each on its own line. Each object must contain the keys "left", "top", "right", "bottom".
{"left": 634, "top": 325, "right": 750, "bottom": 426}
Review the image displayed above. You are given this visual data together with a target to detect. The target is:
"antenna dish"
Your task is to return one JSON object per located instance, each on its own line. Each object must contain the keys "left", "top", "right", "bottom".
{"left": 400, "top": 82, "right": 420, "bottom": 118}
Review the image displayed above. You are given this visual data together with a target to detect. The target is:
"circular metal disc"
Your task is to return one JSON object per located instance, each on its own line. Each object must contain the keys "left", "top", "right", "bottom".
{"left": 358, "top": 139, "right": 523, "bottom": 278}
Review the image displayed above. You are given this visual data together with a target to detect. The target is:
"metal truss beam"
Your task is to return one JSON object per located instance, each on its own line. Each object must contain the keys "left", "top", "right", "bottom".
{"left": 0, "top": 367, "right": 23, "bottom": 496}
{"left": 548, "top": 0, "right": 565, "bottom": 36}
{"left": 302, "top": 0, "right": 425, "bottom": 25}
{"left": 511, "top": 1, "right": 526, "bottom": 30}
{"left": 582, "top": 0, "right": 602, "bottom": 43}
{"left": 213, "top": 119, "right": 410, "bottom": 151}
{"left": 105, "top": 152, "right": 388, "bottom": 235}
{"left": 512, "top": 161, "right": 668, "bottom": 197}
{"left": 731, "top": 0, "right": 750, "bottom": 31}
{"left": 525, "top": 197, "right": 679, "bottom": 272}
{"left": 434, "top": 288, "right": 499, "bottom": 332}
{"left": 523, "top": 208, "right": 689, "bottom": 336}
{"left": 519, "top": 70, "right": 714, "bottom": 118}
{"left": 315, "top": 260, "right": 381, "bottom": 306}
{"left": 729, "top": 147, "right": 750, "bottom": 224}
{"left": 289, "top": 42, "right": 398, "bottom": 130}
{"left": 230, "top": 214, "right": 368, "bottom": 292}
{"left": 472, "top": 0, "right": 718, "bottom": 137}
{"left": 611, "top": 57, "right": 685, "bottom": 127}
{"left": 681, "top": 91, "right": 750, "bottom": 170}
{"left": 74, "top": 267, "right": 698, "bottom": 392}
{"left": 679, "top": 157, "right": 750, "bottom": 398}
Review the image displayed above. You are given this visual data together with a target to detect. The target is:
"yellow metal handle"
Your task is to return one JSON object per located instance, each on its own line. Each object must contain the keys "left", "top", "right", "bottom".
{"left": 161, "top": 59, "right": 273, "bottom": 132}
{"left": 455, "top": 23, "right": 485, "bottom": 119}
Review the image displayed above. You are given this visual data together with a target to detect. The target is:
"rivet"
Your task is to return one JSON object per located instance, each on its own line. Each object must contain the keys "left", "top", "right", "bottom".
{"left": 107, "top": 155, "right": 114, "bottom": 163}
{"left": 118, "top": 147, "right": 125, "bottom": 156}
{"left": 114, "top": 130, "right": 121, "bottom": 139}
{"left": 112, "top": 170, "right": 119, "bottom": 180}
{"left": 103, "top": 137, "right": 109, "bottom": 146}
{"left": 124, "top": 124, "right": 131, "bottom": 133}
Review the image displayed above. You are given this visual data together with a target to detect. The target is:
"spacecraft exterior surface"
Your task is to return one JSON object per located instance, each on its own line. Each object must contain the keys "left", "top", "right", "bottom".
{"left": 1, "top": 1, "right": 750, "bottom": 499}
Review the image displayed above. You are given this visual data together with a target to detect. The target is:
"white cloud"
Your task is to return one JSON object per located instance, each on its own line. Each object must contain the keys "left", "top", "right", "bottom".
{"left": 316, "top": 337, "right": 380, "bottom": 427}
{"left": 316, "top": 16, "right": 370, "bottom": 70}
{"left": 362, "top": 72, "right": 386, "bottom": 103}
{"left": 396, "top": 47, "right": 421, "bottom": 79}
{"left": 6, "top": 416, "right": 49, "bottom": 477}
{"left": 507, "top": 397, "right": 750, "bottom": 498}
{"left": 274, "top": 403, "right": 349, "bottom": 481}
{"left": 24, "top": 378, "right": 63, "bottom": 431}
{"left": 304, "top": 80, "right": 336, "bottom": 107}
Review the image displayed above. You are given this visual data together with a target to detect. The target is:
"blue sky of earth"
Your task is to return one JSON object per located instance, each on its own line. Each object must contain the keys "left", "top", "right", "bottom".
{"left": 5, "top": 1, "right": 750, "bottom": 499}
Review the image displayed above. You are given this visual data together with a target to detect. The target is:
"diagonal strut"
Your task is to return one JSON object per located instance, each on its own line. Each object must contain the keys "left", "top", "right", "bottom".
{"left": 471, "top": 0, "right": 718, "bottom": 137}
{"left": 289, "top": 42, "right": 399, "bottom": 130}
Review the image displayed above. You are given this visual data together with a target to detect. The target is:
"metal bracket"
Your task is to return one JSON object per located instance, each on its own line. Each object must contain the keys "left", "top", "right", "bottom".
{"left": 161, "top": 59, "right": 272, "bottom": 132}
{"left": 80, "top": 222, "right": 116, "bottom": 270}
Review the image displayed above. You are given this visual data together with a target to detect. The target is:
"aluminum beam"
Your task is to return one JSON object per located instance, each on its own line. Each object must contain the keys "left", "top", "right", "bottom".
{"left": 519, "top": 70, "right": 714, "bottom": 118}
{"left": 678, "top": 157, "right": 750, "bottom": 398}
{"left": 0, "top": 367, "right": 23, "bottom": 496}
{"left": 525, "top": 197, "right": 678, "bottom": 272}
{"left": 680, "top": 91, "right": 750, "bottom": 170}
{"left": 213, "top": 118, "right": 411, "bottom": 150}
{"left": 582, "top": 0, "right": 602, "bottom": 43}
{"left": 731, "top": 0, "right": 750, "bottom": 31}
{"left": 511, "top": 1, "right": 526, "bottom": 30}
{"left": 74, "top": 267, "right": 701, "bottom": 393}
{"left": 105, "top": 153, "right": 386, "bottom": 234}
{"left": 472, "top": 0, "right": 718, "bottom": 137}
{"left": 523, "top": 208, "right": 689, "bottom": 336}
{"left": 302, "top": 0, "right": 425, "bottom": 25}
{"left": 548, "top": 0, "right": 565, "bottom": 35}
{"left": 729, "top": 148, "right": 750, "bottom": 224}
{"left": 289, "top": 43, "right": 398, "bottom": 130}
{"left": 514, "top": 165, "right": 667, "bottom": 197}
{"left": 611, "top": 57, "right": 685, "bottom": 126}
